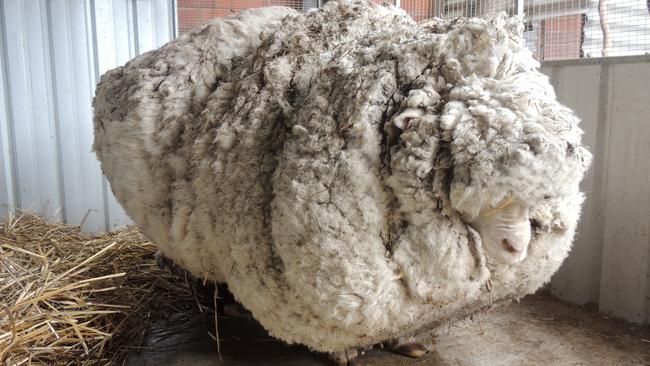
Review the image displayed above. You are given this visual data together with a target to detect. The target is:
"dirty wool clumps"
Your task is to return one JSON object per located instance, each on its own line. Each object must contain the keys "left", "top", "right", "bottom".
{"left": 93, "top": 0, "right": 591, "bottom": 353}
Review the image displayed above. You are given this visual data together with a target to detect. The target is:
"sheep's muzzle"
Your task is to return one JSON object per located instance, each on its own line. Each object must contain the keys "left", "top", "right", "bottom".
{"left": 468, "top": 198, "right": 531, "bottom": 264}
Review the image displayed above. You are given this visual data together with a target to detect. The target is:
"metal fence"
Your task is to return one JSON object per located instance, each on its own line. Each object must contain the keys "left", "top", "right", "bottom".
{"left": 523, "top": 0, "right": 650, "bottom": 59}
{"left": 177, "top": 0, "right": 306, "bottom": 32}
{"left": 177, "top": 0, "right": 650, "bottom": 60}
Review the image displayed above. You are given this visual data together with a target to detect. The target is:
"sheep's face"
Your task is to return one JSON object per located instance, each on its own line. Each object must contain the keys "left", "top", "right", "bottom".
{"left": 467, "top": 199, "right": 531, "bottom": 264}
{"left": 390, "top": 108, "right": 532, "bottom": 264}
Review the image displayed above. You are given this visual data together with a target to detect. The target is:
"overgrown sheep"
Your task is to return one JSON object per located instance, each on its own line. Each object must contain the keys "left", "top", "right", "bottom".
{"left": 93, "top": 1, "right": 591, "bottom": 363}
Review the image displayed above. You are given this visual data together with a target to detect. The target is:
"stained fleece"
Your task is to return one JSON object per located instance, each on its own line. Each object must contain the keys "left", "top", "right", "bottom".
{"left": 93, "top": 0, "right": 592, "bottom": 352}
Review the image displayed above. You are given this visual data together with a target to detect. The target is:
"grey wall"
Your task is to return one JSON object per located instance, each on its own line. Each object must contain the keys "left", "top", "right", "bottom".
{"left": 0, "top": 0, "right": 175, "bottom": 232}
{"left": 542, "top": 55, "right": 650, "bottom": 324}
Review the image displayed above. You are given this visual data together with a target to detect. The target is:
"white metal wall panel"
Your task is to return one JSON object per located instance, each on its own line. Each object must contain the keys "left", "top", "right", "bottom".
{"left": 0, "top": 2, "right": 17, "bottom": 219}
{"left": 48, "top": 0, "right": 107, "bottom": 232}
{"left": 3, "top": 0, "right": 63, "bottom": 220}
{"left": 543, "top": 56, "right": 650, "bottom": 324}
{"left": 0, "top": 0, "right": 175, "bottom": 231}
{"left": 136, "top": 1, "right": 164, "bottom": 55}
{"left": 544, "top": 64, "right": 604, "bottom": 306}
{"left": 92, "top": 0, "right": 138, "bottom": 230}
{"left": 598, "top": 62, "right": 650, "bottom": 324}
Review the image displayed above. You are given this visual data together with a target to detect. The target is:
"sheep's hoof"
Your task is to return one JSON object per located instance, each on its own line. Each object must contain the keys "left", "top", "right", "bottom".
{"left": 155, "top": 251, "right": 195, "bottom": 282}
{"left": 388, "top": 340, "right": 428, "bottom": 358}
{"left": 155, "top": 251, "right": 214, "bottom": 310}
{"left": 328, "top": 348, "right": 358, "bottom": 366}
{"left": 222, "top": 303, "right": 253, "bottom": 319}
{"left": 155, "top": 251, "right": 179, "bottom": 273}
{"left": 155, "top": 251, "right": 255, "bottom": 318}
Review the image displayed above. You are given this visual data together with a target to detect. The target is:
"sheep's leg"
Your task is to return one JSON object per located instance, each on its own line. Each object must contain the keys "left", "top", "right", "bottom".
{"left": 155, "top": 250, "right": 183, "bottom": 276}
{"left": 328, "top": 348, "right": 358, "bottom": 366}
{"left": 221, "top": 301, "right": 252, "bottom": 319}
{"left": 386, "top": 336, "right": 429, "bottom": 358}
{"left": 155, "top": 251, "right": 251, "bottom": 318}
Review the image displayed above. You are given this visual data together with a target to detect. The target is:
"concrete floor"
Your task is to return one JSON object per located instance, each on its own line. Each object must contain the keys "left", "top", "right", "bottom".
{"left": 126, "top": 294, "right": 650, "bottom": 366}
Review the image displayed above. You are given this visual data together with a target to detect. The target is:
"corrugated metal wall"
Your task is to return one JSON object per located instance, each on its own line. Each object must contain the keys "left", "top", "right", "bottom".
{"left": 542, "top": 55, "right": 650, "bottom": 324}
{"left": 0, "top": 0, "right": 175, "bottom": 232}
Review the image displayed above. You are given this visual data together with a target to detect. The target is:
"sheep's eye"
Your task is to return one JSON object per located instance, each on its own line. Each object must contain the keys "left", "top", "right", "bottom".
{"left": 530, "top": 219, "right": 541, "bottom": 232}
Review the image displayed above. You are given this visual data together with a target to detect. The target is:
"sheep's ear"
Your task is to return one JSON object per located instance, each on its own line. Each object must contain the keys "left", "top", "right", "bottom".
{"left": 392, "top": 108, "right": 424, "bottom": 130}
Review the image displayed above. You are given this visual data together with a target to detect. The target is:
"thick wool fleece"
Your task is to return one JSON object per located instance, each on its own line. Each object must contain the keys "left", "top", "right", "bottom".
{"left": 93, "top": 1, "right": 591, "bottom": 353}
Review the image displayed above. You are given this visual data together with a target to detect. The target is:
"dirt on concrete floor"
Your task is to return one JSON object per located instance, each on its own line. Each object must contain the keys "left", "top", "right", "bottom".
{"left": 126, "top": 293, "right": 650, "bottom": 366}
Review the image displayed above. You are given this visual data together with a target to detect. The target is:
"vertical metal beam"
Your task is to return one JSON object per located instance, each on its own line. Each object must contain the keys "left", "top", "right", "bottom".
{"left": 131, "top": 0, "right": 140, "bottom": 56}
{"left": 171, "top": 0, "right": 178, "bottom": 38}
{"left": 434, "top": 0, "right": 443, "bottom": 18}
{"left": 44, "top": 0, "right": 68, "bottom": 223}
{"left": 0, "top": 0, "right": 20, "bottom": 215}
{"left": 537, "top": 19, "right": 546, "bottom": 61}
{"left": 514, "top": 0, "right": 524, "bottom": 16}
{"left": 304, "top": 0, "right": 319, "bottom": 10}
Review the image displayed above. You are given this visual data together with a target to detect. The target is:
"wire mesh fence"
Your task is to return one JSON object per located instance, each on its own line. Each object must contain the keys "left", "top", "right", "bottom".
{"left": 177, "top": 0, "right": 305, "bottom": 33}
{"left": 175, "top": 0, "right": 650, "bottom": 60}
{"left": 519, "top": 0, "right": 650, "bottom": 59}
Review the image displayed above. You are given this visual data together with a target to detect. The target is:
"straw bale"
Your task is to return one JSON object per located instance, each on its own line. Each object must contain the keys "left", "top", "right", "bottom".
{"left": 0, "top": 212, "right": 196, "bottom": 365}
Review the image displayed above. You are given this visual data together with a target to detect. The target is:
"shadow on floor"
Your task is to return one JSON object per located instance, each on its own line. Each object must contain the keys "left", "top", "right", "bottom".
{"left": 126, "top": 294, "right": 650, "bottom": 366}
